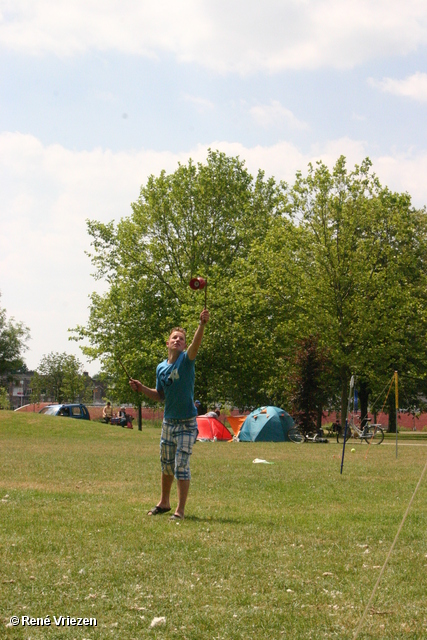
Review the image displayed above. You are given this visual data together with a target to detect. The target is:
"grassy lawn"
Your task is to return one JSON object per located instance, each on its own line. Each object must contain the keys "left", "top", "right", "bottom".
{"left": 1, "top": 411, "right": 427, "bottom": 639}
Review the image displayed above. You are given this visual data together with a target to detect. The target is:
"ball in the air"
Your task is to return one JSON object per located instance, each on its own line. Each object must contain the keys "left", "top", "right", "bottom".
{"left": 351, "top": 448, "right": 356, "bottom": 452}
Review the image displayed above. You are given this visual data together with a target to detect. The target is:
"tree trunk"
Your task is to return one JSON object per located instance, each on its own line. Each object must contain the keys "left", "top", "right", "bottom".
{"left": 138, "top": 401, "right": 142, "bottom": 431}
{"left": 317, "top": 406, "right": 323, "bottom": 432}
{"left": 359, "top": 379, "right": 370, "bottom": 428}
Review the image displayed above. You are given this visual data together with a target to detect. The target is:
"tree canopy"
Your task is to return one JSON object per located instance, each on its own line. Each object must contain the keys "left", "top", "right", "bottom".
{"left": 74, "top": 152, "right": 427, "bottom": 419}
{"left": 73, "top": 150, "right": 284, "bottom": 407}
{"left": 0, "top": 293, "right": 30, "bottom": 376}
{"left": 244, "top": 157, "right": 427, "bottom": 422}
{"left": 31, "top": 352, "right": 92, "bottom": 404}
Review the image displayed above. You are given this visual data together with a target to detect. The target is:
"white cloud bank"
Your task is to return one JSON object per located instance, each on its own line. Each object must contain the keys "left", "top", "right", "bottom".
{"left": 369, "top": 72, "right": 427, "bottom": 102}
{"left": 181, "top": 93, "right": 215, "bottom": 113}
{"left": 1, "top": 0, "right": 427, "bottom": 72}
{"left": 1, "top": 132, "right": 427, "bottom": 372}
{"left": 250, "top": 101, "right": 309, "bottom": 130}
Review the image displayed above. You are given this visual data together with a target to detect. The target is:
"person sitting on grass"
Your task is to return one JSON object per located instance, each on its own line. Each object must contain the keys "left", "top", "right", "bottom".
{"left": 129, "top": 308, "right": 209, "bottom": 521}
{"left": 102, "top": 402, "right": 113, "bottom": 424}
{"left": 118, "top": 407, "right": 128, "bottom": 428}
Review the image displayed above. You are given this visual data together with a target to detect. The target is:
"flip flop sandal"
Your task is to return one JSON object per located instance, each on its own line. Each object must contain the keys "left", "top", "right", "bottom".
{"left": 147, "top": 506, "right": 171, "bottom": 516}
{"left": 169, "top": 514, "right": 184, "bottom": 521}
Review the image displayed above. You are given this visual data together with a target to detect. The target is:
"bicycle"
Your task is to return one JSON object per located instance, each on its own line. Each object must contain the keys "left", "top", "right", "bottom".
{"left": 336, "top": 418, "right": 384, "bottom": 445}
{"left": 288, "top": 427, "right": 328, "bottom": 443}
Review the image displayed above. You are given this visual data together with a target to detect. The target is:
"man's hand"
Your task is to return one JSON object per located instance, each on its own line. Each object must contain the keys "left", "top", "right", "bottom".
{"left": 200, "top": 309, "right": 210, "bottom": 325}
{"left": 129, "top": 379, "right": 163, "bottom": 402}
{"left": 129, "top": 378, "right": 143, "bottom": 393}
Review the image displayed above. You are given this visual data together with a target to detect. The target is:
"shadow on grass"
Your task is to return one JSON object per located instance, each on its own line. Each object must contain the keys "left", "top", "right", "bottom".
{"left": 184, "top": 515, "right": 241, "bottom": 524}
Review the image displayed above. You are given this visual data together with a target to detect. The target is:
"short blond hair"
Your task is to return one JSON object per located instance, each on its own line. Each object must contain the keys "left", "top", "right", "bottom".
{"left": 168, "top": 326, "right": 186, "bottom": 340}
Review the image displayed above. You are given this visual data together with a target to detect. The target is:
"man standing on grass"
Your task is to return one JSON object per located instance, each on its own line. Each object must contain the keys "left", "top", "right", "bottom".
{"left": 129, "top": 308, "right": 209, "bottom": 521}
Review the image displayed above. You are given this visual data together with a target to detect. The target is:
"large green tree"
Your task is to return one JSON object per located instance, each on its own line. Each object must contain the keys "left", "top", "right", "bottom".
{"left": 74, "top": 152, "right": 427, "bottom": 418}
{"left": 73, "top": 151, "right": 282, "bottom": 409}
{"left": 251, "top": 157, "right": 427, "bottom": 424}
{"left": 0, "top": 294, "right": 30, "bottom": 375}
{"left": 31, "top": 352, "right": 92, "bottom": 404}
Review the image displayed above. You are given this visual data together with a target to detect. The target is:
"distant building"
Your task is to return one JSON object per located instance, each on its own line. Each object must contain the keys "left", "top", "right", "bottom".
{"left": 0, "top": 370, "right": 110, "bottom": 410}
{"left": 91, "top": 377, "right": 108, "bottom": 404}
{"left": 1, "top": 371, "right": 34, "bottom": 410}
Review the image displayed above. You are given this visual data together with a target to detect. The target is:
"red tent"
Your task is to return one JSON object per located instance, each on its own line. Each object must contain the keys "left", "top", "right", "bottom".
{"left": 196, "top": 416, "right": 233, "bottom": 441}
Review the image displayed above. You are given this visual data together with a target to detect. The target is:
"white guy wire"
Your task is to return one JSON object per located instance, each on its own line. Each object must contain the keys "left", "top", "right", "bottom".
{"left": 352, "top": 456, "right": 427, "bottom": 639}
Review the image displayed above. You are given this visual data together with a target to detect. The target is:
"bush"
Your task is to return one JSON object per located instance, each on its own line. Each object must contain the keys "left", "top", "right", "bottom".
{"left": 0, "top": 387, "right": 10, "bottom": 410}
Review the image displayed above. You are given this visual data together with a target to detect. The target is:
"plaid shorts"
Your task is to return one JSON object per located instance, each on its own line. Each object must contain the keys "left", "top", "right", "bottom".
{"left": 160, "top": 417, "right": 198, "bottom": 480}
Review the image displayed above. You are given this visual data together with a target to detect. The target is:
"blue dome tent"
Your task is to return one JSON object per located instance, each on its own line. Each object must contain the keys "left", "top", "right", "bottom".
{"left": 238, "top": 406, "right": 294, "bottom": 442}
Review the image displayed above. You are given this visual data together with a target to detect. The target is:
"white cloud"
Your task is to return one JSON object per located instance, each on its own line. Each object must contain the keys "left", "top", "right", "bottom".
{"left": 351, "top": 112, "right": 367, "bottom": 122}
{"left": 374, "top": 151, "right": 427, "bottom": 205}
{"left": 250, "top": 101, "right": 309, "bottom": 130}
{"left": 1, "top": 0, "right": 427, "bottom": 72}
{"left": 181, "top": 93, "right": 215, "bottom": 113}
{"left": 1, "top": 132, "right": 427, "bottom": 372}
{"left": 0, "top": 133, "right": 193, "bottom": 373}
{"left": 369, "top": 72, "right": 427, "bottom": 102}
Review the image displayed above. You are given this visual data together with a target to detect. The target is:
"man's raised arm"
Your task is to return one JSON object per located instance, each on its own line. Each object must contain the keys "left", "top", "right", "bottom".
{"left": 187, "top": 309, "right": 209, "bottom": 361}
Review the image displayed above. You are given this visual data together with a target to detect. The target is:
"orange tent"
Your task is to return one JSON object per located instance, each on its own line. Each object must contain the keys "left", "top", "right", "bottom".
{"left": 225, "top": 415, "right": 247, "bottom": 437}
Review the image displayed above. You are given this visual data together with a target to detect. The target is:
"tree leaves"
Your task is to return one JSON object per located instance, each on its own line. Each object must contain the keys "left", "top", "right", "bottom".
{"left": 31, "top": 352, "right": 92, "bottom": 404}
{"left": 74, "top": 152, "right": 427, "bottom": 416}
{"left": 0, "top": 293, "right": 30, "bottom": 376}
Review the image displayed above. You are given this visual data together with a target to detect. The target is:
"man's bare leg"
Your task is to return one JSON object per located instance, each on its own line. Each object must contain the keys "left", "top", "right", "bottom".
{"left": 174, "top": 479, "right": 190, "bottom": 518}
{"left": 148, "top": 473, "right": 174, "bottom": 514}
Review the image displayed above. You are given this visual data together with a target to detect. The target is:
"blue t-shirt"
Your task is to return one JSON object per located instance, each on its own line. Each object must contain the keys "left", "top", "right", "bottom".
{"left": 156, "top": 351, "right": 197, "bottom": 420}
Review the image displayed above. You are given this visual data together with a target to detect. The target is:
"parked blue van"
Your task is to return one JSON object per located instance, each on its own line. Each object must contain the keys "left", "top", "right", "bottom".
{"left": 39, "top": 404, "right": 90, "bottom": 420}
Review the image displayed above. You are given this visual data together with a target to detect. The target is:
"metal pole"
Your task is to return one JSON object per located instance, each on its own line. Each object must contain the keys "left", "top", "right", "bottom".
{"left": 340, "top": 418, "right": 349, "bottom": 475}
{"left": 340, "top": 376, "right": 354, "bottom": 475}
{"left": 395, "top": 371, "right": 398, "bottom": 459}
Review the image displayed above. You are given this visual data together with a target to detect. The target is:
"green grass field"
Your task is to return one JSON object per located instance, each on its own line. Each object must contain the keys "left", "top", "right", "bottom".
{"left": 1, "top": 411, "right": 427, "bottom": 639}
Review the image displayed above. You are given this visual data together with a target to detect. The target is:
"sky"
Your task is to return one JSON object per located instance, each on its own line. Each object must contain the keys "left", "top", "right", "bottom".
{"left": 1, "top": 0, "right": 427, "bottom": 375}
